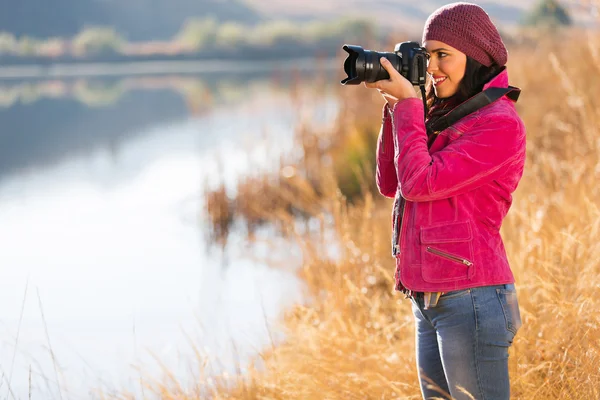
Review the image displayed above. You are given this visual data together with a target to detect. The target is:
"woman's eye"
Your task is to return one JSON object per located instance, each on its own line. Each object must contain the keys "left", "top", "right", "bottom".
{"left": 438, "top": 52, "right": 448, "bottom": 58}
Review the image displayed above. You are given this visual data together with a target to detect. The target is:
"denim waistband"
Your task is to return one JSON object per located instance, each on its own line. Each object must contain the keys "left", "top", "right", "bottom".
{"left": 409, "top": 284, "right": 515, "bottom": 299}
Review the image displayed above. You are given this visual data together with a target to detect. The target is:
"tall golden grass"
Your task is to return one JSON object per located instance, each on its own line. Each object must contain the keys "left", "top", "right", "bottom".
{"left": 121, "top": 30, "right": 600, "bottom": 399}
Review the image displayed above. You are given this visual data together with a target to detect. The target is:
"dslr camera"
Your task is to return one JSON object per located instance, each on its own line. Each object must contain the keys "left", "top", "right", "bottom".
{"left": 341, "top": 41, "right": 428, "bottom": 86}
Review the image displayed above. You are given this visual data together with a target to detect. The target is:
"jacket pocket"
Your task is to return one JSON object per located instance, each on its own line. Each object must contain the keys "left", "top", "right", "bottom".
{"left": 420, "top": 221, "right": 475, "bottom": 283}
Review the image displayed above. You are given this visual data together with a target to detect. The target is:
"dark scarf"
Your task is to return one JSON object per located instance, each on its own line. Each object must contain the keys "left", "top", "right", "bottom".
{"left": 425, "top": 96, "right": 461, "bottom": 149}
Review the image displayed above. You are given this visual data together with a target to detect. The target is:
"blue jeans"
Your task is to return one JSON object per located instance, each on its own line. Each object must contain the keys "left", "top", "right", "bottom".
{"left": 411, "top": 284, "right": 522, "bottom": 400}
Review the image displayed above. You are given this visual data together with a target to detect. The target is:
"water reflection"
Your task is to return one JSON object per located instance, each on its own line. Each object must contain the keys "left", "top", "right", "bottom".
{"left": 0, "top": 67, "right": 334, "bottom": 181}
{"left": 0, "top": 69, "right": 338, "bottom": 397}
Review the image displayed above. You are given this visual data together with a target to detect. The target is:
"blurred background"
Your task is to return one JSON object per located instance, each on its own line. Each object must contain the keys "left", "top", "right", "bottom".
{"left": 0, "top": 0, "right": 595, "bottom": 398}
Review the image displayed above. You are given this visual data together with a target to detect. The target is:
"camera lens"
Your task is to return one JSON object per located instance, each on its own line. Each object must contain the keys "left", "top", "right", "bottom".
{"left": 341, "top": 45, "right": 401, "bottom": 85}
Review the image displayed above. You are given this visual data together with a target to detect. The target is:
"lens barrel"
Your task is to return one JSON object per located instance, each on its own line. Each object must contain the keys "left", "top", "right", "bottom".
{"left": 341, "top": 45, "right": 401, "bottom": 85}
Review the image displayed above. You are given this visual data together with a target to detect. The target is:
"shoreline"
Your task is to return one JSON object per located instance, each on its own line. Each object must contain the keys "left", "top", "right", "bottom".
{"left": 0, "top": 57, "right": 339, "bottom": 80}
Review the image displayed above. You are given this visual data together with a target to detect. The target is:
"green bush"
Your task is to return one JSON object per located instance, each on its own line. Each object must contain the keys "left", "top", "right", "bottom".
{"left": 0, "top": 33, "right": 17, "bottom": 54}
{"left": 0, "top": 16, "right": 377, "bottom": 58}
{"left": 72, "top": 27, "right": 124, "bottom": 55}
{"left": 523, "top": 0, "right": 572, "bottom": 27}
{"left": 215, "top": 22, "right": 245, "bottom": 48}
{"left": 174, "top": 18, "right": 218, "bottom": 50}
{"left": 17, "top": 36, "right": 40, "bottom": 55}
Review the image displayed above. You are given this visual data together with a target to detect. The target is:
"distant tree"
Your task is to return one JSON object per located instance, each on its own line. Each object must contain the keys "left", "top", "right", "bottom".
{"left": 216, "top": 22, "right": 246, "bottom": 48}
{"left": 72, "top": 27, "right": 124, "bottom": 56}
{"left": 37, "top": 38, "right": 68, "bottom": 57}
{"left": 523, "top": 0, "right": 573, "bottom": 27}
{"left": 300, "top": 17, "right": 375, "bottom": 48}
{"left": 0, "top": 33, "right": 17, "bottom": 54}
{"left": 250, "top": 20, "right": 299, "bottom": 46}
{"left": 174, "top": 18, "right": 218, "bottom": 51}
{"left": 18, "top": 37, "right": 40, "bottom": 56}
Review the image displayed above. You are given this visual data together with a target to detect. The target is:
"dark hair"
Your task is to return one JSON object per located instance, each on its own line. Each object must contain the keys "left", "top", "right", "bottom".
{"left": 426, "top": 57, "right": 503, "bottom": 112}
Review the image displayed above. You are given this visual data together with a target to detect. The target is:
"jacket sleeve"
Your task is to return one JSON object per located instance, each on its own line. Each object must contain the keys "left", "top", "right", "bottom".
{"left": 391, "top": 98, "right": 525, "bottom": 202}
{"left": 375, "top": 104, "right": 398, "bottom": 198}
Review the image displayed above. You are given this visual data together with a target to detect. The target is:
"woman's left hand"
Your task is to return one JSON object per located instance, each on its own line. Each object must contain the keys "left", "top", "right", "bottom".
{"left": 364, "top": 57, "right": 418, "bottom": 106}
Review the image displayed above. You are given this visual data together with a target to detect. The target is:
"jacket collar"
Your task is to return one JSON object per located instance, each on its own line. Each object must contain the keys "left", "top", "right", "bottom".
{"left": 482, "top": 67, "right": 509, "bottom": 90}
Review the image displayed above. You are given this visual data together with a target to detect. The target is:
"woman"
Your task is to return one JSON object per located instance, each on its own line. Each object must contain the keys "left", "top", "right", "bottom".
{"left": 368, "top": 3, "right": 525, "bottom": 400}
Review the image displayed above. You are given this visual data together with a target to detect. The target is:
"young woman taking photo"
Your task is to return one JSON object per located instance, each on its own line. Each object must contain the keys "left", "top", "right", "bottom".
{"left": 367, "top": 3, "right": 525, "bottom": 399}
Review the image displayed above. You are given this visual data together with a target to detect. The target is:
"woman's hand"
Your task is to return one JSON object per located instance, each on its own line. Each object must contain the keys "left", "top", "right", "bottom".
{"left": 364, "top": 57, "right": 418, "bottom": 106}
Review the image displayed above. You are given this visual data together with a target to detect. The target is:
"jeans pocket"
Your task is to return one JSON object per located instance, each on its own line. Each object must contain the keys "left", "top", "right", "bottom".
{"left": 496, "top": 287, "right": 523, "bottom": 335}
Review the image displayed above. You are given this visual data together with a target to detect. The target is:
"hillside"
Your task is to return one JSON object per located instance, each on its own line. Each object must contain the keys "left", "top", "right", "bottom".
{"left": 0, "top": 0, "right": 262, "bottom": 41}
{"left": 243, "top": 0, "right": 594, "bottom": 32}
{"left": 243, "top": 0, "right": 530, "bottom": 32}
{"left": 0, "top": 0, "right": 593, "bottom": 43}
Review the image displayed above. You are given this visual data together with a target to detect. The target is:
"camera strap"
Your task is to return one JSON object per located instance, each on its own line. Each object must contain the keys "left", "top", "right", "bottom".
{"left": 428, "top": 86, "right": 521, "bottom": 133}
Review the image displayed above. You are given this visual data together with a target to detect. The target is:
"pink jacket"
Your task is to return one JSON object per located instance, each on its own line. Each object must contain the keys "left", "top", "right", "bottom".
{"left": 376, "top": 69, "right": 526, "bottom": 292}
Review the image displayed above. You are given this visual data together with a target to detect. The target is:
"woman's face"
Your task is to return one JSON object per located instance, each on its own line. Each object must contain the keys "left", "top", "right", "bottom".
{"left": 424, "top": 40, "right": 467, "bottom": 99}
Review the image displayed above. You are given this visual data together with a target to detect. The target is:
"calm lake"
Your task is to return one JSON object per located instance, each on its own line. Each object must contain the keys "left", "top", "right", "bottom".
{"left": 0, "top": 61, "right": 339, "bottom": 398}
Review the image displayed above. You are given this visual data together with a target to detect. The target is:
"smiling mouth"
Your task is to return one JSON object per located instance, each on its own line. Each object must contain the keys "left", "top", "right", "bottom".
{"left": 433, "top": 77, "right": 447, "bottom": 86}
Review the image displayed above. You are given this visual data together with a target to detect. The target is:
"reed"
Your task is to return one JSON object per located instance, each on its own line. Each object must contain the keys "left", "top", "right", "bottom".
{"left": 154, "top": 29, "right": 600, "bottom": 399}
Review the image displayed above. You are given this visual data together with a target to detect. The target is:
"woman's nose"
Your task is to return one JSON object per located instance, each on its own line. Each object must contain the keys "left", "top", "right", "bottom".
{"left": 427, "top": 58, "right": 437, "bottom": 74}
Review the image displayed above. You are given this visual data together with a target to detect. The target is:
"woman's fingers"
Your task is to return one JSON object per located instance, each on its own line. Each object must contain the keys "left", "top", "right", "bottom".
{"left": 365, "top": 83, "right": 395, "bottom": 102}
{"left": 363, "top": 58, "right": 417, "bottom": 102}
{"left": 364, "top": 58, "right": 401, "bottom": 89}
{"left": 365, "top": 81, "right": 390, "bottom": 92}
{"left": 380, "top": 58, "right": 401, "bottom": 80}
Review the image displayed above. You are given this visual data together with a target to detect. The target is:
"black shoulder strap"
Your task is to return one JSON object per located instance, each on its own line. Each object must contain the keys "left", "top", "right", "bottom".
{"left": 429, "top": 86, "right": 521, "bottom": 133}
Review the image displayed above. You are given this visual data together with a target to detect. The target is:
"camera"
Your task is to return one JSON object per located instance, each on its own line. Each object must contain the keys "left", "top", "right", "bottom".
{"left": 341, "top": 41, "right": 428, "bottom": 86}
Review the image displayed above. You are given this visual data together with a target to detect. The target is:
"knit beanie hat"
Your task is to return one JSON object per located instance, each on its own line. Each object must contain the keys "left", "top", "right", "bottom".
{"left": 422, "top": 2, "right": 508, "bottom": 67}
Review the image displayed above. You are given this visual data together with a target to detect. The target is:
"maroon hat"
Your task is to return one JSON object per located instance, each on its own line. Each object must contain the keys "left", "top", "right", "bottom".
{"left": 422, "top": 2, "right": 508, "bottom": 67}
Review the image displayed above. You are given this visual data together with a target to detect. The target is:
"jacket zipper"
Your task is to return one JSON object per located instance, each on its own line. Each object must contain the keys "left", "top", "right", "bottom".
{"left": 426, "top": 247, "right": 473, "bottom": 266}
{"left": 394, "top": 200, "right": 406, "bottom": 255}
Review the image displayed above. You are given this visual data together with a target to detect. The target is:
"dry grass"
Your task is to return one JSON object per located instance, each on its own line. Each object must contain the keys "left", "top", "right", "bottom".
{"left": 116, "top": 28, "right": 600, "bottom": 399}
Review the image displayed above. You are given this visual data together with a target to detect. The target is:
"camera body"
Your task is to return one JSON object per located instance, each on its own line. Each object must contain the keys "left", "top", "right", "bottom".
{"left": 341, "top": 41, "right": 428, "bottom": 86}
